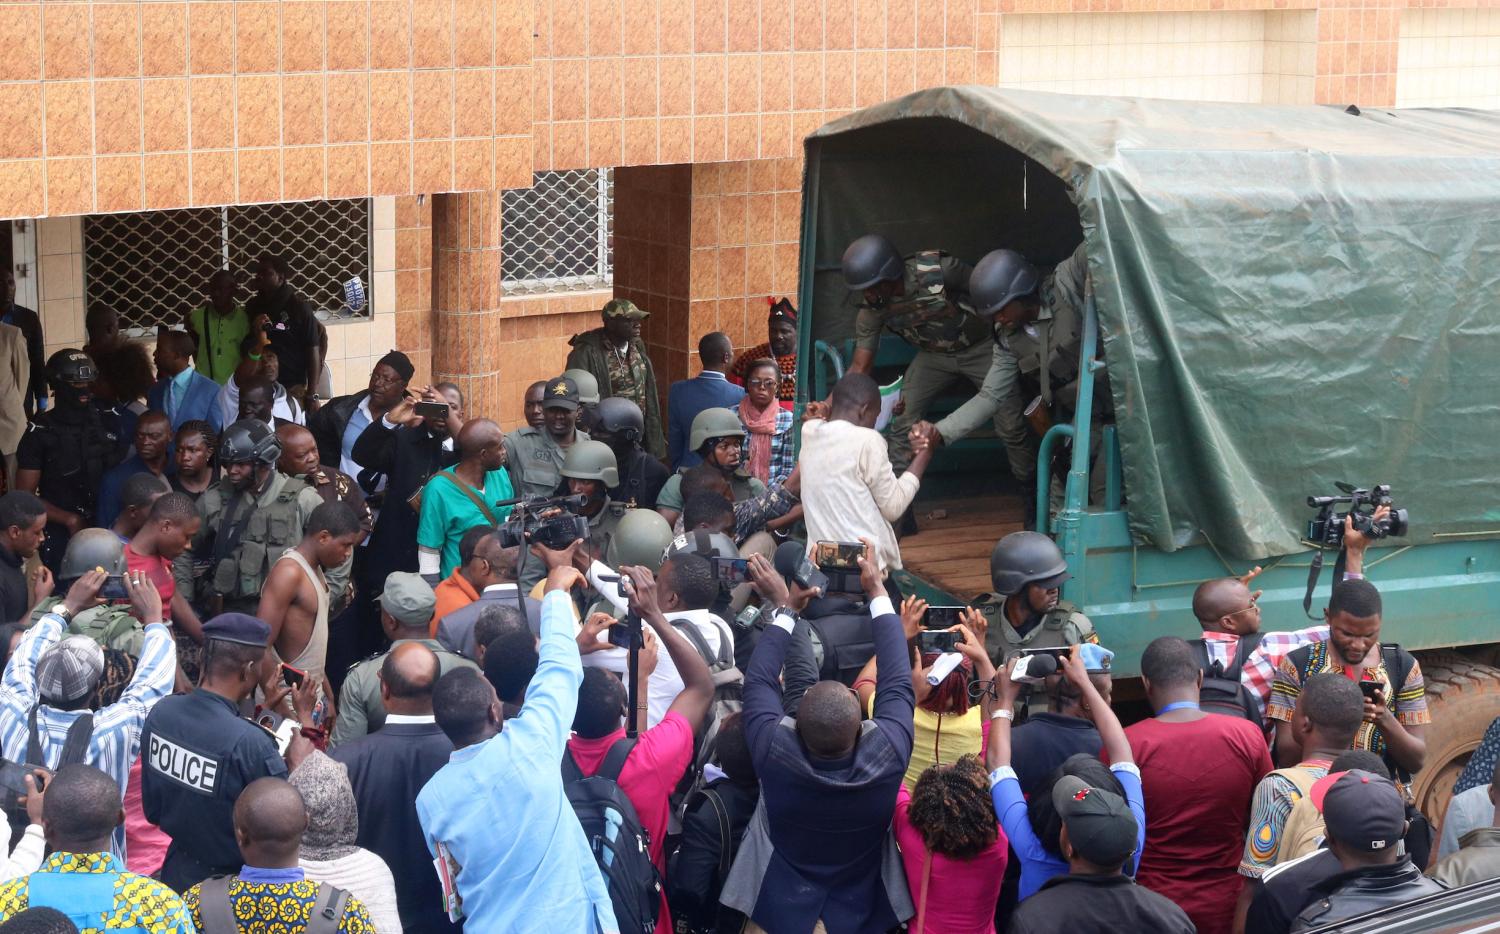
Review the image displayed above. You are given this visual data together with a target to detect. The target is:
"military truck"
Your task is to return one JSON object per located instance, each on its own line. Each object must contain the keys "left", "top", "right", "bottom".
{"left": 793, "top": 86, "right": 1500, "bottom": 819}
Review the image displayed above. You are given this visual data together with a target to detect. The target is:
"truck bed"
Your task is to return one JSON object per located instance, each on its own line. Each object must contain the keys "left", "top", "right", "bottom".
{"left": 899, "top": 495, "right": 1025, "bottom": 602}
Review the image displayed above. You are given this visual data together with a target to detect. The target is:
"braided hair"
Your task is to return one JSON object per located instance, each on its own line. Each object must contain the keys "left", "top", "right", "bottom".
{"left": 907, "top": 755, "right": 998, "bottom": 859}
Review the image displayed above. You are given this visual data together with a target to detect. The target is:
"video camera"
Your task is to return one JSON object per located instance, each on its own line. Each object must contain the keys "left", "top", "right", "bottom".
{"left": 1306, "top": 483, "right": 1409, "bottom": 549}
{"left": 495, "top": 493, "right": 591, "bottom": 551}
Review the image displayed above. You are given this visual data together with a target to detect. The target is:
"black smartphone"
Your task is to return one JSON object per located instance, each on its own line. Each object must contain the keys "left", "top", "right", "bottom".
{"left": 923, "top": 606, "right": 965, "bottom": 629}
{"left": 99, "top": 575, "right": 128, "bottom": 600}
{"left": 1019, "top": 647, "right": 1071, "bottom": 665}
{"left": 1359, "top": 680, "right": 1384, "bottom": 700}
{"left": 918, "top": 630, "right": 958, "bottom": 654}
{"left": 281, "top": 664, "right": 306, "bottom": 688}
{"left": 608, "top": 622, "right": 640, "bottom": 649}
{"left": 710, "top": 557, "right": 750, "bottom": 584}
{"left": 414, "top": 400, "right": 449, "bottom": 419}
{"left": 813, "top": 540, "right": 865, "bottom": 570}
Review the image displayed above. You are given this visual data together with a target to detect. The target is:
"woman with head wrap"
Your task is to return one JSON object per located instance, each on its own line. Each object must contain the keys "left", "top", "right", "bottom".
{"left": 289, "top": 750, "right": 401, "bottom": 933}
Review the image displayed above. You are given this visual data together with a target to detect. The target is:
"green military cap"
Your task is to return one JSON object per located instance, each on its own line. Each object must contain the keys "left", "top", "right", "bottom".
{"left": 379, "top": 572, "right": 436, "bottom": 626}
{"left": 602, "top": 298, "right": 649, "bottom": 320}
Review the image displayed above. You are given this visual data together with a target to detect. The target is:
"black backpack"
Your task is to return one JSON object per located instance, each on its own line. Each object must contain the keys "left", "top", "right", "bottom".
{"left": 563, "top": 738, "right": 662, "bottom": 934}
{"left": 196, "top": 876, "right": 350, "bottom": 934}
{"left": 1189, "top": 636, "right": 1264, "bottom": 729}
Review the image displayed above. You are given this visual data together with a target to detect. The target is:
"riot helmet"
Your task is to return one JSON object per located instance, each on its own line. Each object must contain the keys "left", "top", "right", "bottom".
{"left": 688, "top": 408, "right": 744, "bottom": 453}
{"left": 606, "top": 509, "right": 675, "bottom": 572}
{"left": 969, "top": 249, "right": 1041, "bottom": 317}
{"left": 841, "top": 234, "right": 904, "bottom": 291}
{"left": 58, "top": 528, "right": 128, "bottom": 584}
{"left": 560, "top": 440, "right": 620, "bottom": 488}
{"left": 46, "top": 349, "right": 97, "bottom": 408}
{"left": 595, "top": 397, "right": 644, "bottom": 446}
{"left": 218, "top": 418, "right": 282, "bottom": 467}
{"left": 989, "top": 531, "right": 1071, "bottom": 597}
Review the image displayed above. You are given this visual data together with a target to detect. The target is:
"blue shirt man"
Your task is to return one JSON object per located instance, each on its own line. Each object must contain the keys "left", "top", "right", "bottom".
{"left": 417, "top": 569, "right": 616, "bottom": 934}
{"left": 148, "top": 330, "right": 225, "bottom": 432}
{"left": 666, "top": 332, "right": 745, "bottom": 470}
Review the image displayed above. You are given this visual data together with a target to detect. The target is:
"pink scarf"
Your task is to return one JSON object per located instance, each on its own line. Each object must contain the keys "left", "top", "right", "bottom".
{"left": 740, "top": 399, "right": 780, "bottom": 483}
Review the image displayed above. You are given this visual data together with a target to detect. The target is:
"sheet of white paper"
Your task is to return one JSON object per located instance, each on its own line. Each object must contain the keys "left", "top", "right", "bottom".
{"left": 874, "top": 375, "right": 904, "bottom": 431}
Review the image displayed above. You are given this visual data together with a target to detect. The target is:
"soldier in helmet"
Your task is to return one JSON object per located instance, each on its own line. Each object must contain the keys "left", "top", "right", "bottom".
{"left": 978, "top": 530, "right": 1097, "bottom": 665}
{"left": 519, "top": 439, "right": 626, "bottom": 594}
{"left": 15, "top": 350, "right": 127, "bottom": 572}
{"left": 503, "top": 375, "right": 591, "bottom": 500}
{"left": 29, "top": 527, "right": 149, "bottom": 656}
{"left": 592, "top": 396, "right": 668, "bottom": 510}
{"left": 911, "top": 242, "right": 1100, "bottom": 513}
{"left": 655, "top": 408, "right": 767, "bottom": 528}
{"left": 173, "top": 418, "right": 324, "bottom": 617}
{"left": 562, "top": 367, "right": 602, "bottom": 433}
{"left": 840, "top": 233, "right": 993, "bottom": 477}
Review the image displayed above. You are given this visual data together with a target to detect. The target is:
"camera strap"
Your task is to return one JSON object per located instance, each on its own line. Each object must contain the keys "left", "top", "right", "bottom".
{"left": 1301, "top": 546, "right": 1348, "bottom": 619}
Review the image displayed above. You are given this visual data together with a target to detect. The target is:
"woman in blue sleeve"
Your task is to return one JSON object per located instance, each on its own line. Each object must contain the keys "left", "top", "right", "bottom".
{"left": 985, "top": 643, "right": 1145, "bottom": 901}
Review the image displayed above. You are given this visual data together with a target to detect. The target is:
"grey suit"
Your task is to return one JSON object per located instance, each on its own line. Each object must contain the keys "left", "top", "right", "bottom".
{"left": 436, "top": 584, "right": 545, "bottom": 658}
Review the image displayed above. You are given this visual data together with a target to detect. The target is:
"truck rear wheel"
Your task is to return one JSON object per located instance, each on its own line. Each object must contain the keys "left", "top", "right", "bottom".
{"left": 1410, "top": 652, "right": 1500, "bottom": 824}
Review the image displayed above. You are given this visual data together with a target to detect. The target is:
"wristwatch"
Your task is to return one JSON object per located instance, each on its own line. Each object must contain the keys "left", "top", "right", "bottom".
{"left": 51, "top": 605, "right": 73, "bottom": 623}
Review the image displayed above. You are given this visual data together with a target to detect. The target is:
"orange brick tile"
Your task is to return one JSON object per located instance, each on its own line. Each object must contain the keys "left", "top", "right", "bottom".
{"left": 0, "top": 161, "right": 44, "bottom": 218}
{"left": 187, "top": 2, "right": 234, "bottom": 74}
{"left": 454, "top": 138, "right": 494, "bottom": 192}
{"left": 827, "top": 0, "right": 856, "bottom": 48}
{"left": 282, "top": 145, "right": 326, "bottom": 201}
{"left": 44, "top": 82, "right": 93, "bottom": 158}
{"left": 552, "top": 59, "right": 588, "bottom": 122}
{"left": 590, "top": 0, "right": 623, "bottom": 57}
{"left": 587, "top": 119, "right": 624, "bottom": 165}
{"left": 623, "top": 57, "right": 660, "bottom": 119}
{"left": 455, "top": 70, "right": 496, "bottom": 138}
{"left": 694, "top": 54, "right": 727, "bottom": 115}
{"left": 727, "top": 55, "right": 760, "bottom": 113}
{"left": 763, "top": 0, "right": 793, "bottom": 50}
{"left": 661, "top": 0, "right": 693, "bottom": 54}
{"left": 696, "top": 0, "right": 727, "bottom": 53}
{"left": 190, "top": 76, "right": 235, "bottom": 149}
{"left": 93, "top": 4, "right": 142, "bottom": 78}
{"left": 793, "top": 0, "right": 824, "bottom": 50}
{"left": 826, "top": 52, "right": 855, "bottom": 108}
{"left": 94, "top": 80, "right": 142, "bottom": 156}
{"left": 326, "top": 1, "right": 370, "bottom": 70}
{"left": 495, "top": 69, "right": 533, "bottom": 137}
{"left": 554, "top": 120, "right": 589, "bottom": 168}
{"left": 412, "top": 0, "right": 455, "bottom": 69}
{"left": 327, "top": 143, "right": 370, "bottom": 198}
{"left": 413, "top": 69, "right": 456, "bottom": 140}
{"left": 0, "top": 5, "right": 41, "bottom": 83}
{"left": 693, "top": 116, "right": 727, "bottom": 164}
{"left": 369, "top": 0, "right": 413, "bottom": 70}
{"left": 370, "top": 142, "right": 412, "bottom": 195}
{"left": 141, "top": 3, "right": 188, "bottom": 78}
{"left": 659, "top": 56, "right": 693, "bottom": 118}
{"left": 235, "top": 2, "right": 280, "bottom": 73}
{"left": 327, "top": 73, "right": 371, "bottom": 144}
{"left": 45, "top": 157, "right": 92, "bottom": 215}
{"left": 588, "top": 58, "right": 622, "bottom": 120}
{"left": 282, "top": 74, "right": 326, "bottom": 147}
{"left": 455, "top": 0, "right": 496, "bottom": 67}
{"left": 624, "top": 118, "right": 659, "bottom": 165}
{"left": 761, "top": 53, "right": 793, "bottom": 111}
{"left": 282, "top": 1, "right": 326, "bottom": 72}
{"left": 237, "top": 147, "right": 280, "bottom": 203}
{"left": 497, "top": 0, "right": 532, "bottom": 65}
{"left": 97, "top": 154, "right": 144, "bottom": 213}
{"left": 552, "top": 1, "right": 587, "bottom": 56}
{"left": 0, "top": 84, "right": 42, "bottom": 160}
{"left": 414, "top": 139, "right": 454, "bottom": 193}
{"left": 854, "top": 51, "right": 887, "bottom": 107}
{"left": 43, "top": 4, "right": 90, "bottom": 80}
{"left": 728, "top": 0, "right": 759, "bottom": 52}
{"left": 143, "top": 151, "right": 189, "bottom": 209}
{"left": 235, "top": 75, "right": 281, "bottom": 149}
{"left": 370, "top": 71, "right": 413, "bottom": 141}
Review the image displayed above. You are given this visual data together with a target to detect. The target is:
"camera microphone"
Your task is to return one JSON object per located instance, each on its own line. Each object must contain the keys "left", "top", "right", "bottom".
{"left": 773, "top": 542, "right": 828, "bottom": 596}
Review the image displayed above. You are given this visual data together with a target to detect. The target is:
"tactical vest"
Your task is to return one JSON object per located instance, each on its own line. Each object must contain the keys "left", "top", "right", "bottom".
{"left": 37, "top": 411, "right": 119, "bottom": 517}
{"left": 207, "top": 475, "right": 309, "bottom": 604}
{"left": 973, "top": 594, "right": 1095, "bottom": 663}
{"left": 878, "top": 251, "right": 989, "bottom": 354}
{"left": 31, "top": 597, "right": 144, "bottom": 656}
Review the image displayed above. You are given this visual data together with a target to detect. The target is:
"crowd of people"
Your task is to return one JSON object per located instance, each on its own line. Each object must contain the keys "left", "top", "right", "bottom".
{"left": 0, "top": 247, "right": 1485, "bottom": 934}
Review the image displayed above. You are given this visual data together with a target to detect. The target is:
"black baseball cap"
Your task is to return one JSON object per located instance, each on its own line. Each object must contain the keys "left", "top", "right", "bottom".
{"left": 1312, "top": 769, "right": 1406, "bottom": 852}
{"left": 1052, "top": 774, "right": 1138, "bottom": 867}
{"left": 543, "top": 376, "right": 580, "bottom": 411}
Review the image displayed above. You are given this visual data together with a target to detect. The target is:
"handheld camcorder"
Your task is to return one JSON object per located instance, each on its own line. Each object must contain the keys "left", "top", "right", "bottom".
{"left": 1306, "top": 483, "right": 1409, "bottom": 549}
{"left": 495, "top": 493, "right": 591, "bottom": 551}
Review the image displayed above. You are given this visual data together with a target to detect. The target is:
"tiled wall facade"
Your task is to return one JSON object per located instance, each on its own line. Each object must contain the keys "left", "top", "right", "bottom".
{"left": 1396, "top": 8, "right": 1500, "bottom": 107}
{"left": 0, "top": 0, "right": 535, "bottom": 219}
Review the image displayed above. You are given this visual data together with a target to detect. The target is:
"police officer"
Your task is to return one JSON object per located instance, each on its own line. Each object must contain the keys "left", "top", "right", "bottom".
{"left": 592, "top": 396, "right": 668, "bottom": 510}
{"left": 840, "top": 233, "right": 992, "bottom": 475}
{"left": 29, "top": 527, "right": 145, "bottom": 655}
{"left": 563, "top": 367, "right": 603, "bottom": 433}
{"left": 913, "top": 242, "right": 1098, "bottom": 506}
{"left": 503, "top": 375, "right": 592, "bottom": 500}
{"left": 14, "top": 350, "right": 126, "bottom": 571}
{"left": 140, "top": 612, "right": 292, "bottom": 891}
{"left": 977, "top": 530, "right": 1097, "bottom": 665}
{"left": 656, "top": 408, "right": 767, "bottom": 525}
{"left": 175, "top": 419, "right": 323, "bottom": 617}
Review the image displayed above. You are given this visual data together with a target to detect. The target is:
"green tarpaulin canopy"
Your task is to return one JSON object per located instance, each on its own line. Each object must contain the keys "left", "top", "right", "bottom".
{"left": 801, "top": 86, "right": 1500, "bottom": 558}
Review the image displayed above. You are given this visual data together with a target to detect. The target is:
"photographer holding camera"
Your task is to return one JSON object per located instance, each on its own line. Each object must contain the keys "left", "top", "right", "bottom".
{"left": 1266, "top": 504, "right": 1429, "bottom": 779}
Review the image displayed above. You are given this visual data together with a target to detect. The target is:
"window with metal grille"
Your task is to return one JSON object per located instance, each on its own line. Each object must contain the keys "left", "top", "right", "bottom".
{"left": 84, "top": 198, "right": 372, "bottom": 336}
{"left": 501, "top": 169, "right": 613, "bottom": 295}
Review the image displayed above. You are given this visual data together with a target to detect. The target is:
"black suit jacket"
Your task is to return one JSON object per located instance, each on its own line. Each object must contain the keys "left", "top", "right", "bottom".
{"left": 331, "top": 720, "right": 462, "bottom": 934}
{"left": 350, "top": 418, "right": 459, "bottom": 584}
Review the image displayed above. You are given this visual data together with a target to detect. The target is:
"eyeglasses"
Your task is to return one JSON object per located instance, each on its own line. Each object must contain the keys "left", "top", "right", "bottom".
{"left": 1226, "top": 597, "right": 1261, "bottom": 618}
{"left": 747, "top": 378, "right": 778, "bottom": 388}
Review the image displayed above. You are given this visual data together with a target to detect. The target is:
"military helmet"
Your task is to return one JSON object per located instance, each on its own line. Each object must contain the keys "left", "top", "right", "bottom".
{"left": 562, "top": 368, "right": 601, "bottom": 406}
{"left": 59, "top": 527, "right": 127, "bottom": 582}
{"left": 45, "top": 349, "right": 97, "bottom": 388}
{"left": 219, "top": 418, "right": 281, "bottom": 466}
{"left": 689, "top": 408, "right": 744, "bottom": 452}
{"left": 841, "top": 234, "right": 904, "bottom": 291}
{"left": 596, "top": 397, "right": 644, "bottom": 444}
{"left": 969, "top": 248, "right": 1041, "bottom": 317}
{"left": 989, "top": 531, "right": 1071, "bottom": 597}
{"left": 664, "top": 529, "right": 740, "bottom": 563}
{"left": 606, "top": 509, "right": 675, "bottom": 572}
{"left": 560, "top": 439, "right": 619, "bottom": 487}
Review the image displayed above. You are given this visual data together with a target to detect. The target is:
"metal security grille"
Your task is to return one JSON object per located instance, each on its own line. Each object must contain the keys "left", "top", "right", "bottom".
{"left": 84, "top": 199, "right": 372, "bottom": 335}
{"left": 501, "top": 169, "right": 613, "bottom": 294}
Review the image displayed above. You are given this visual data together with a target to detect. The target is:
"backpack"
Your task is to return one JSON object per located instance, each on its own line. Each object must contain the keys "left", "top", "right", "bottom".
{"left": 1189, "top": 635, "right": 1264, "bottom": 730}
{"left": 196, "top": 875, "right": 350, "bottom": 934}
{"left": 563, "top": 738, "right": 662, "bottom": 934}
{"left": 671, "top": 618, "right": 745, "bottom": 791}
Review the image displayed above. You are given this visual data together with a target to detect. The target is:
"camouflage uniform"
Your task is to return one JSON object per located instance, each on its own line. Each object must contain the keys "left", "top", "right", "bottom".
{"left": 854, "top": 251, "right": 994, "bottom": 472}
{"left": 935, "top": 242, "right": 1093, "bottom": 488}
{"left": 503, "top": 427, "right": 592, "bottom": 500}
{"left": 974, "top": 592, "right": 1098, "bottom": 717}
